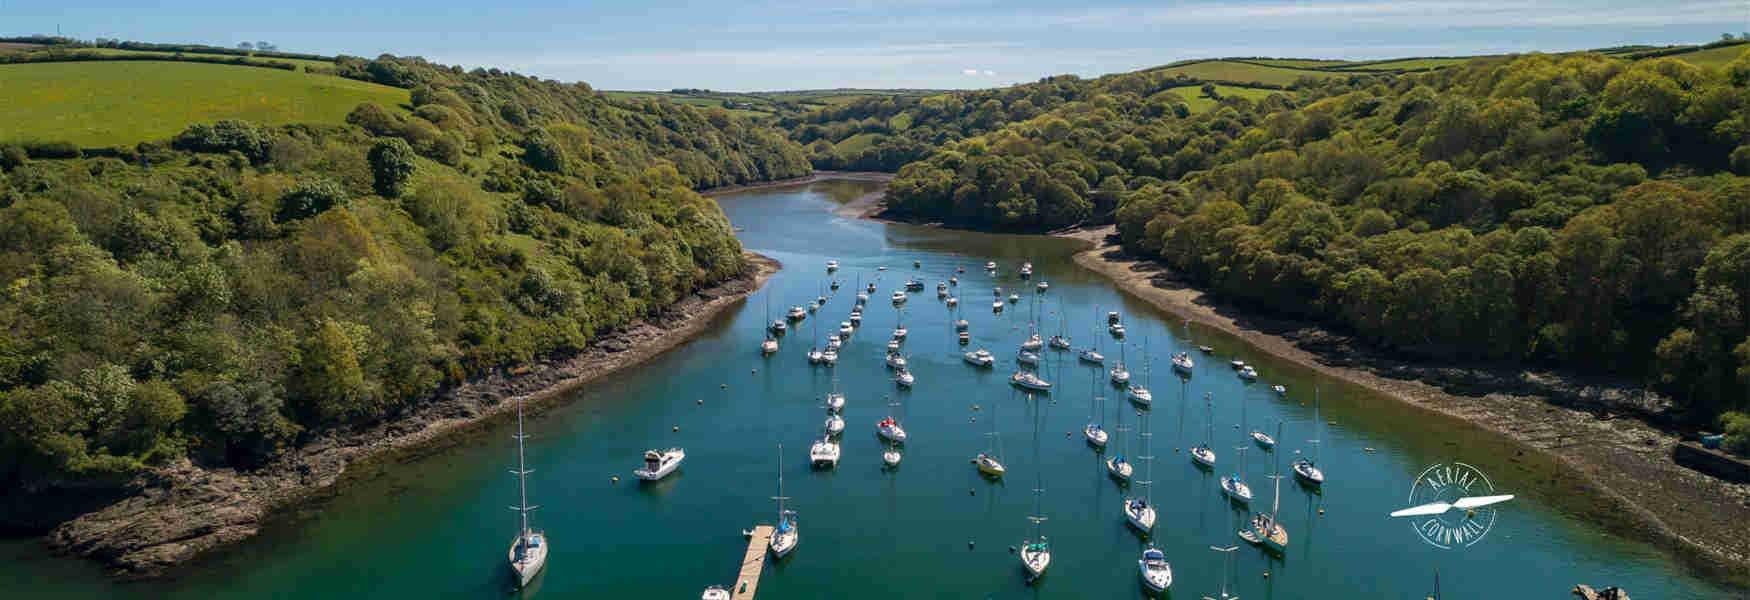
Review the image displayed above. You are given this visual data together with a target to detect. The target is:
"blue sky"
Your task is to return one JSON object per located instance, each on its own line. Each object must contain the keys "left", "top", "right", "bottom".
{"left": 5, "top": 1, "right": 1747, "bottom": 90}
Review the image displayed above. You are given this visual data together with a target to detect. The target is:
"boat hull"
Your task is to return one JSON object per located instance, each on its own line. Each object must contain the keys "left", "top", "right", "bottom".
{"left": 508, "top": 533, "right": 548, "bottom": 589}
{"left": 1125, "top": 501, "right": 1156, "bottom": 532}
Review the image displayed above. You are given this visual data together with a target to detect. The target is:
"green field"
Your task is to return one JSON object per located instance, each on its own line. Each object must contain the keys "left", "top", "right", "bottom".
{"left": 1169, "top": 84, "right": 1282, "bottom": 114}
{"left": 0, "top": 60, "right": 409, "bottom": 147}
{"left": 1245, "top": 58, "right": 1352, "bottom": 68}
{"left": 1665, "top": 43, "right": 1750, "bottom": 68}
{"left": 834, "top": 132, "right": 886, "bottom": 154}
{"left": 1337, "top": 57, "right": 1477, "bottom": 71}
{"left": 77, "top": 47, "right": 338, "bottom": 71}
{"left": 1149, "top": 60, "right": 1340, "bottom": 86}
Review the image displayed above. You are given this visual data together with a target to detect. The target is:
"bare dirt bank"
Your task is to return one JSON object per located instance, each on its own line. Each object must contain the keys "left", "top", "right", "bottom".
{"left": 45, "top": 253, "right": 780, "bottom": 578}
{"left": 1058, "top": 225, "right": 1750, "bottom": 587}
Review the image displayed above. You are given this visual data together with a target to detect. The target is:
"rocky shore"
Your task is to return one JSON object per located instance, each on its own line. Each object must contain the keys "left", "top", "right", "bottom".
{"left": 1056, "top": 225, "right": 1750, "bottom": 586}
{"left": 43, "top": 253, "right": 780, "bottom": 578}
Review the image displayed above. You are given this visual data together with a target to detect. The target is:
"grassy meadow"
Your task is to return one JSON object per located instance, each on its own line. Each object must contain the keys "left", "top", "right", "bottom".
{"left": 0, "top": 60, "right": 408, "bottom": 147}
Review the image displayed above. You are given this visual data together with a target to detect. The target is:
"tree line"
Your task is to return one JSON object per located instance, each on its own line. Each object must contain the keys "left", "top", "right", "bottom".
{"left": 874, "top": 49, "right": 1750, "bottom": 447}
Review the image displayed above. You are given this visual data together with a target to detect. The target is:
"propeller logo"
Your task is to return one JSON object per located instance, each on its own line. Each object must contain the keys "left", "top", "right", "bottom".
{"left": 1390, "top": 462, "right": 1514, "bottom": 549}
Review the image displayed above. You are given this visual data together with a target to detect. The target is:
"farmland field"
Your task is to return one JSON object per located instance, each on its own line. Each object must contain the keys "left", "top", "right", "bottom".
{"left": 1245, "top": 58, "right": 1351, "bottom": 68}
{"left": 0, "top": 60, "right": 409, "bottom": 147}
{"left": 1148, "top": 60, "right": 1339, "bottom": 86}
{"left": 1168, "top": 84, "right": 1283, "bottom": 114}
{"left": 1337, "top": 57, "right": 1476, "bottom": 71}
{"left": 1665, "top": 43, "right": 1750, "bottom": 68}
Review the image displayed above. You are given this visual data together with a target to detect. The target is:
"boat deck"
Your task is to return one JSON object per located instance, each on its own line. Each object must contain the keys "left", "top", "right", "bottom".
{"left": 732, "top": 524, "right": 773, "bottom": 599}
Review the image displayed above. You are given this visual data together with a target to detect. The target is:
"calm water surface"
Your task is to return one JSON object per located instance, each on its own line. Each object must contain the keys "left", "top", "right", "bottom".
{"left": 1, "top": 179, "right": 1736, "bottom": 598}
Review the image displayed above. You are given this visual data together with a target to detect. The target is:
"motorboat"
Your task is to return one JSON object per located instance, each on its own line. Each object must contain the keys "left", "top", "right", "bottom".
{"left": 825, "top": 260, "right": 839, "bottom": 272}
{"left": 957, "top": 331, "right": 970, "bottom": 344}
{"left": 769, "top": 320, "right": 786, "bottom": 333}
{"left": 949, "top": 276, "right": 959, "bottom": 285}
{"left": 810, "top": 436, "right": 841, "bottom": 469}
{"left": 787, "top": 306, "right": 806, "bottom": 320}
{"left": 946, "top": 296, "right": 959, "bottom": 307}
{"left": 1109, "top": 323, "right": 1126, "bottom": 337}
{"left": 1238, "top": 365, "right": 1258, "bottom": 380}
{"left": 1017, "top": 351, "right": 1041, "bottom": 366}
{"left": 964, "top": 349, "right": 995, "bottom": 367}
{"left": 826, "top": 391, "right": 845, "bottom": 412}
{"left": 1009, "top": 370, "right": 1051, "bottom": 391}
{"left": 1008, "top": 293, "right": 1020, "bottom": 303}
{"left": 1078, "top": 349, "right": 1104, "bottom": 364}
{"left": 856, "top": 292, "right": 869, "bottom": 305}
{"left": 1230, "top": 359, "right": 1246, "bottom": 369}
{"left": 826, "top": 335, "right": 841, "bottom": 351}
{"left": 976, "top": 453, "right": 1006, "bottom": 477}
{"left": 1138, "top": 547, "right": 1172, "bottom": 592}
{"left": 1021, "top": 334, "right": 1043, "bottom": 351}
{"left": 849, "top": 313, "right": 862, "bottom": 326}
{"left": 1171, "top": 352, "right": 1194, "bottom": 373}
{"left": 883, "top": 448, "right": 902, "bottom": 467}
{"left": 893, "top": 368, "right": 915, "bottom": 387}
{"left": 892, "top": 325, "right": 908, "bottom": 340}
{"left": 702, "top": 585, "right": 730, "bottom": 600}
{"left": 885, "top": 352, "right": 907, "bottom": 370}
{"left": 1127, "top": 385, "right": 1152, "bottom": 406}
{"left": 1036, "top": 281, "right": 1048, "bottom": 292}
{"left": 633, "top": 448, "right": 685, "bottom": 481}
{"left": 1048, "top": 335, "right": 1070, "bottom": 350}
{"left": 992, "top": 300, "right": 1005, "bottom": 312}
{"left": 891, "top": 291, "right": 907, "bottom": 304}
{"left": 877, "top": 416, "right": 908, "bottom": 443}
{"left": 825, "top": 413, "right": 845, "bottom": 436}
{"left": 761, "top": 337, "right": 779, "bottom": 355}
{"left": 807, "top": 300, "right": 819, "bottom": 313}
{"left": 1019, "top": 262, "right": 1033, "bottom": 278}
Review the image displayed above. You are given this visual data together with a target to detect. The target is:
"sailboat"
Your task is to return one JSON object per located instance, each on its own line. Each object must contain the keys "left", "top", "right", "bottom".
{"left": 760, "top": 291, "right": 779, "bottom": 354}
{"left": 1019, "top": 393, "right": 1051, "bottom": 582}
{"left": 1106, "top": 399, "right": 1133, "bottom": 483}
{"left": 770, "top": 444, "right": 799, "bottom": 558}
{"left": 826, "top": 377, "right": 846, "bottom": 412}
{"left": 1241, "top": 423, "right": 1290, "bottom": 552}
{"left": 1124, "top": 410, "right": 1157, "bottom": 533}
{"left": 505, "top": 396, "right": 547, "bottom": 588}
{"left": 1190, "top": 393, "right": 1217, "bottom": 468}
{"left": 1293, "top": 386, "right": 1327, "bottom": 486}
{"left": 1110, "top": 341, "right": 1131, "bottom": 385}
{"left": 824, "top": 411, "right": 845, "bottom": 436}
{"left": 1221, "top": 446, "right": 1255, "bottom": 504}
{"left": 1242, "top": 386, "right": 1274, "bottom": 450}
{"left": 881, "top": 396, "right": 906, "bottom": 467}
{"left": 1084, "top": 361, "right": 1108, "bottom": 448}
{"left": 976, "top": 393, "right": 1006, "bottom": 477}
{"left": 809, "top": 433, "right": 841, "bottom": 469}
{"left": 1205, "top": 541, "right": 1241, "bottom": 600}
{"left": 1127, "top": 337, "right": 1152, "bottom": 406}
{"left": 1171, "top": 351, "right": 1194, "bottom": 374}
{"left": 806, "top": 310, "right": 825, "bottom": 365}
{"left": 892, "top": 308, "right": 908, "bottom": 341}
{"left": 1080, "top": 306, "right": 1106, "bottom": 364}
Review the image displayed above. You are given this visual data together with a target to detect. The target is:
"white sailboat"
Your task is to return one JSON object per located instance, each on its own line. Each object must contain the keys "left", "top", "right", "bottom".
{"left": 1127, "top": 337, "right": 1152, "bottom": 406}
{"left": 702, "top": 584, "right": 730, "bottom": 600}
{"left": 760, "top": 291, "right": 779, "bottom": 354}
{"left": 1110, "top": 342, "right": 1131, "bottom": 385}
{"left": 977, "top": 396, "right": 1006, "bottom": 478}
{"left": 826, "top": 376, "right": 846, "bottom": 412}
{"left": 1171, "top": 351, "right": 1194, "bottom": 374}
{"left": 1221, "top": 446, "right": 1255, "bottom": 504}
{"left": 893, "top": 367, "right": 915, "bottom": 388}
{"left": 770, "top": 444, "right": 798, "bottom": 558}
{"left": 878, "top": 394, "right": 908, "bottom": 443}
{"left": 1079, "top": 305, "right": 1105, "bottom": 364}
{"left": 1106, "top": 404, "right": 1134, "bottom": 483}
{"left": 505, "top": 396, "right": 547, "bottom": 589}
{"left": 1293, "top": 386, "right": 1327, "bottom": 486}
{"left": 1084, "top": 359, "right": 1109, "bottom": 448}
{"left": 1009, "top": 370, "right": 1051, "bottom": 391}
{"left": 825, "top": 412, "right": 845, "bottom": 436}
{"left": 787, "top": 305, "right": 806, "bottom": 321}
{"left": 1124, "top": 412, "right": 1157, "bottom": 533}
{"left": 1191, "top": 393, "right": 1217, "bottom": 468}
{"left": 1021, "top": 333, "right": 1043, "bottom": 352}
{"left": 885, "top": 351, "right": 907, "bottom": 370}
{"left": 1017, "top": 350, "right": 1041, "bottom": 366}
{"left": 633, "top": 447, "right": 685, "bottom": 481}
{"left": 1019, "top": 393, "right": 1051, "bottom": 582}
{"left": 1238, "top": 365, "right": 1258, "bottom": 380}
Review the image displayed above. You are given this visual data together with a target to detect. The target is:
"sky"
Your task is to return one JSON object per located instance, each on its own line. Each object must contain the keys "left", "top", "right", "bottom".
{"left": 4, "top": 1, "right": 1747, "bottom": 91}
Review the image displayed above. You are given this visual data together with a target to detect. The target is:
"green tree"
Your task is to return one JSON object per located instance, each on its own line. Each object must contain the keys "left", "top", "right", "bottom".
{"left": 367, "top": 138, "right": 417, "bottom": 198}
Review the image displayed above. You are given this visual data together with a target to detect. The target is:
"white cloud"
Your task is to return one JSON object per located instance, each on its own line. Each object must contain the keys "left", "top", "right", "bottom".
{"left": 962, "top": 68, "right": 980, "bottom": 75}
{"left": 982, "top": 69, "right": 995, "bottom": 76}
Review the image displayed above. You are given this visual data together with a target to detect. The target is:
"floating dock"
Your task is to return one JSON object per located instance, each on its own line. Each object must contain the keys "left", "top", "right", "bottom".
{"left": 732, "top": 525, "right": 773, "bottom": 599}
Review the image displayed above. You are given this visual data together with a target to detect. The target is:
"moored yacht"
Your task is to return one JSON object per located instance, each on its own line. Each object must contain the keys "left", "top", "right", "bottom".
{"left": 787, "top": 305, "right": 807, "bottom": 320}
{"left": 1126, "top": 384, "right": 1152, "bottom": 406}
{"left": 761, "top": 336, "right": 779, "bottom": 355}
{"left": 1019, "top": 262, "right": 1033, "bottom": 278}
{"left": 992, "top": 300, "right": 1005, "bottom": 312}
{"left": 769, "top": 444, "right": 798, "bottom": 558}
{"left": 877, "top": 416, "right": 907, "bottom": 443}
{"left": 1109, "top": 322, "right": 1126, "bottom": 337}
{"left": 1036, "top": 281, "right": 1048, "bottom": 292}
{"left": 702, "top": 585, "right": 730, "bottom": 600}
{"left": 891, "top": 290, "right": 908, "bottom": 304}
{"left": 1124, "top": 495, "right": 1156, "bottom": 531}
{"left": 821, "top": 349, "right": 838, "bottom": 366}
{"left": 1171, "top": 352, "right": 1194, "bottom": 373}
{"left": 1048, "top": 334, "right": 1070, "bottom": 350}
{"left": 1138, "top": 547, "right": 1172, "bottom": 592}
{"left": 1009, "top": 370, "right": 1051, "bottom": 391}
{"left": 1084, "top": 422, "right": 1108, "bottom": 447}
{"left": 1106, "top": 454, "right": 1133, "bottom": 481}
{"left": 976, "top": 453, "right": 1006, "bottom": 477}
{"left": 633, "top": 447, "right": 685, "bottom": 481}
{"left": 506, "top": 396, "right": 547, "bottom": 589}
{"left": 893, "top": 368, "right": 915, "bottom": 388}
{"left": 1238, "top": 365, "right": 1258, "bottom": 380}
{"left": 1021, "top": 333, "right": 1043, "bottom": 351}
{"left": 839, "top": 321, "right": 854, "bottom": 337}
{"left": 825, "top": 260, "right": 839, "bottom": 272}
{"left": 965, "top": 348, "right": 995, "bottom": 367}
{"left": 946, "top": 296, "right": 959, "bottom": 307}
{"left": 955, "top": 318, "right": 970, "bottom": 331}
{"left": 770, "top": 320, "right": 786, "bottom": 334}
{"left": 1078, "top": 348, "right": 1104, "bottom": 364}
{"left": 1017, "top": 350, "right": 1041, "bottom": 366}
{"left": 886, "top": 339, "right": 900, "bottom": 353}
{"left": 1221, "top": 472, "right": 1254, "bottom": 504}
{"left": 1008, "top": 293, "right": 1020, "bottom": 303}
{"left": 985, "top": 261, "right": 997, "bottom": 271}
{"left": 809, "top": 436, "right": 841, "bottom": 469}
{"left": 825, "top": 412, "right": 845, "bottom": 436}
{"left": 1109, "top": 362, "right": 1130, "bottom": 385}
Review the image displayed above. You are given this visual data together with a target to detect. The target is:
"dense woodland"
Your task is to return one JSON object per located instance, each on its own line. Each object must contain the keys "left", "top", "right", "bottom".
{"left": 873, "top": 48, "right": 1750, "bottom": 447}
{"left": 0, "top": 55, "right": 809, "bottom": 496}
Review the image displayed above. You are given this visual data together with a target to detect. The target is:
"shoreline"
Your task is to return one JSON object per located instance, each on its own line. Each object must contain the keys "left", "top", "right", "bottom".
{"left": 700, "top": 170, "right": 894, "bottom": 199}
{"left": 43, "top": 253, "right": 780, "bottom": 578}
{"left": 1057, "top": 225, "right": 1750, "bottom": 587}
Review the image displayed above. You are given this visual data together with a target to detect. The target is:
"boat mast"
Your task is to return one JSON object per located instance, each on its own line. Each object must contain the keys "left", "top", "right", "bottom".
{"left": 1270, "top": 421, "right": 1284, "bottom": 524}
{"left": 1028, "top": 393, "right": 1046, "bottom": 541}
{"left": 773, "top": 443, "right": 788, "bottom": 519}
{"left": 1310, "top": 386, "right": 1322, "bottom": 464}
{"left": 511, "top": 396, "right": 536, "bottom": 538}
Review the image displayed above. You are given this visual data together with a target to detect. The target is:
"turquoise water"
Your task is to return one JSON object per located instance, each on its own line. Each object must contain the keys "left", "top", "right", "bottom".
{"left": 0, "top": 179, "right": 1737, "bottom": 598}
